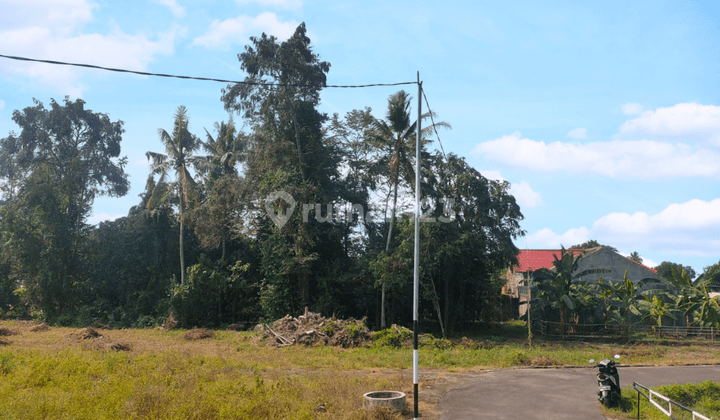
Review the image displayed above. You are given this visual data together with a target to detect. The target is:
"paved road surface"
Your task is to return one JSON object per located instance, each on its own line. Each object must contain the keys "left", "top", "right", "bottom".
{"left": 439, "top": 365, "right": 720, "bottom": 419}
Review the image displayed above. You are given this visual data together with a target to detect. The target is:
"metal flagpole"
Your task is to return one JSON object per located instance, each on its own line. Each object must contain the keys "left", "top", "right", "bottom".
{"left": 413, "top": 71, "right": 422, "bottom": 420}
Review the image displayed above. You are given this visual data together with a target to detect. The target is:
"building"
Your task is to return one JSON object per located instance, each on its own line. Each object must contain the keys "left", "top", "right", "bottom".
{"left": 502, "top": 246, "right": 661, "bottom": 317}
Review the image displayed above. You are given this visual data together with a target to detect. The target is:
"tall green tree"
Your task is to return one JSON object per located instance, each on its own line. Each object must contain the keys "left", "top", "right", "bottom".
{"left": 193, "top": 118, "right": 246, "bottom": 261}
{"left": 371, "top": 90, "right": 450, "bottom": 328}
{"left": 371, "top": 152, "right": 523, "bottom": 334}
{"left": 221, "top": 23, "right": 351, "bottom": 316}
{"left": 655, "top": 261, "right": 696, "bottom": 282}
{"left": 0, "top": 97, "right": 129, "bottom": 318}
{"left": 145, "top": 105, "right": 202, "bottom": 285}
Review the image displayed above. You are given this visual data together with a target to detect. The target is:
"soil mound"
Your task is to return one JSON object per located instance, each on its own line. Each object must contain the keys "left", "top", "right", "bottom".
{"left": 29, "top": 323, "right": 49, "bottom": 332}
{"left": 0, "top": 327, "right": 16, "bottom": 336}
{"left": 262, "top": 310, "right": 371, "bottom": 348}
{"left": 68, "top": 327, "right": 102, "bottom": 340}
{"left": 109, "top": 342, "right": 132, "bottom": 351}
{"left": 183, "top": 328, "right": 214, "bottom": 341}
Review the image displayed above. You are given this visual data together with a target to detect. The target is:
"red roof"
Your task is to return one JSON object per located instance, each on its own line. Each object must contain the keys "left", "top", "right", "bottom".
{"left": 514, "top": 248, "right": 658, "bottom": 274}
{"left": 514, "top": 249, "right": 583, "bottom": 272}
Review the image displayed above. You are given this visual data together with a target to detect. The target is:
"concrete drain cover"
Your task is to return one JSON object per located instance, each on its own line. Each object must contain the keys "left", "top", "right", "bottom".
{"left": 363, "top": 391, "right": 406, "bottom": 411}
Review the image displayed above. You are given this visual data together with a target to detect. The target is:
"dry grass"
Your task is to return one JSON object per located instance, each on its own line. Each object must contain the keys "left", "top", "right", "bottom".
{"left": 1, "top": 319, "right": 720, "bottom": 419}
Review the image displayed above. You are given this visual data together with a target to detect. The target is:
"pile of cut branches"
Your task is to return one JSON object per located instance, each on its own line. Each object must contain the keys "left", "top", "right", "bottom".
{"left": 262, "top": 310, "right": 371, "bottom": 348}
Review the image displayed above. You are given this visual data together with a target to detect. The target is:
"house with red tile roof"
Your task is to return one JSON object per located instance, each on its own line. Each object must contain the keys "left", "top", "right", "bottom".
{"left": 503, "top": 246, "right": 661, "bottom": 317}
{"left": 502, "top": 248, "right": 583, "bottom": 298}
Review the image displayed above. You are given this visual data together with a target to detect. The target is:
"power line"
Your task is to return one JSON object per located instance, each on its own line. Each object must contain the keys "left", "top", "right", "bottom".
{"left": 0, "top": 53, "right": 416, "bottom": 88}
{"left": 421, "top": 88, "right": 447, "bottom": 157}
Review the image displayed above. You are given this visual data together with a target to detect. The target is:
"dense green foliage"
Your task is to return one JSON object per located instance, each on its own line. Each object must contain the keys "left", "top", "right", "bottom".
{"left": 0, "top": 97, "right": 129, "bottom": 320}
{"left": 655, "top": 261, "right": 696, "bottom": 281}
{"left": 530, "top": 251, "right": 720, "bottom": 331}
{"left": 0, "top": 23, "right": 527, "bottom": 331}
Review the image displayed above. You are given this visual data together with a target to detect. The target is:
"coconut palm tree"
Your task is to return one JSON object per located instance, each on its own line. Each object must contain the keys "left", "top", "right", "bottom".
{"left": 198, "top": 116, "right": 244, "bottom": 180}
{"left": 372, "top": 90, "right": 450, "bottom": 328}
{"left": 192, "top": 117, "right": 246, "bottom": 261}
{"left": 146, "top": 105, "right": 202, "bottom": 285}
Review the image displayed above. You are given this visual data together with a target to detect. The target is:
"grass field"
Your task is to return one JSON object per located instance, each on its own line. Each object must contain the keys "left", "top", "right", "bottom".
{"left": 605, "top": 381, "right": 720, "bottom": 419}
{"left": 1, "top": 320, "right": 720, "bottom": 419}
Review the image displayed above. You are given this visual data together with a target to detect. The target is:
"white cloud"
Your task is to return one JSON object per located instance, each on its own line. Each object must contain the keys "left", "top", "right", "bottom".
{"left": 87, "top": 212, "right": 125, "bottom": 225}
{"left": 617, "top": 252, "right": 657, "bottom": 268}
{"left": 567, "top": 128, "right": 587, "bottom": 139}
{"left": 619, "top": 103, "right": 720, "bottom": 144}
{"left": 510, "top": 181, "right": 543, "bottom": 208}
{"left": 528, "top": 198, "right": 720, "bottom": 257}
{"left": 235, "top": 0, "right": 302, "bottom": 10}
{"left": 0, "top": 0, "right": 184, "bottom": 95}
{"left": 0, "top": 100, "right": 4, "bottom": 110}
{"left": 192, "top": 12, "right": 298, "bottom": 51}
{"left": 479, "top": 170, "right": 505, "bottom": 182}
{"left": 473, "top": 132, "right": 720, "bottom": 179}
{"left": 622, "top": 103, "right": 643, "bottom": 115}
{"left": 479, "top": 170, "right": 542, "bottom": 209}
{"left": 641, "top": 258, "right": 659, "bottom": 269}
{"left": 156, "top": 0, "right": 186, "bottom": 18}
{"left": 526, "top": 227, "right": 590, "bottom": 248}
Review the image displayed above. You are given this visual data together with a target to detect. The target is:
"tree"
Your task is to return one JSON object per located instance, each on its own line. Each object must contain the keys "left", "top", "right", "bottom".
{"left": 221, "top": 22, "right": 329, "bottom": 181}
{"left": 193, "top": 118, "right": 246, "bottom": 261}
{"left": 0, "top": 98, "right": 129, "bottom": 318}
{"left": 371, "top": 90, "right": 450, "bottom": 328}
{"left": 145, "top": 105, "right": 202, "bottom": 285}
{"left": 696, "top": 262, "right": 719, "bottom": 289}
{"left": 198, "top": 117, "right": 244, "bottom": 179}
{"left": 640, "top": 294, "right": 676, "bottom": 329}
{"left": 569, "top": 240, "right": 617, "bottom": 252}
{"left": 220, "top": 23, "right": 352, "bottom": 317}
{"left": 570, "top": 239, "right": 601, "bottom": 249}
{"left": 371, "top": 152, "right": 524, "bottom": 335}
{"left": 628, "top": 251, "right": 643, "bottom": 264}
{"left": 532, "top": 248, "right": 609, "bottom": 331}
{"left": 656, "top": 261, "right": 696, "bottom": 281}
{"left": 665, "top": 267, "right": 720, "bottom": 327}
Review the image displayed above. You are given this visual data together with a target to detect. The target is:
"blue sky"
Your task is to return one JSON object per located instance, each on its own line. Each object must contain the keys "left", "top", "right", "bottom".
{"left": 1, "top": 0, "right": 720, "bottom": 275}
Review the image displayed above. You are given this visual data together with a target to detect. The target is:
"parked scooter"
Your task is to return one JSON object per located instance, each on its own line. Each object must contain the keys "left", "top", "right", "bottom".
{"left": 589, "top": 354, "right": 621, "bottom": 407}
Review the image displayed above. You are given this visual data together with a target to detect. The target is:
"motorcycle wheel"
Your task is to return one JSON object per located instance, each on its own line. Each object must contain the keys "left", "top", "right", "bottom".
{"left": 602, "top": 390, "right": 611, "bottom": 408}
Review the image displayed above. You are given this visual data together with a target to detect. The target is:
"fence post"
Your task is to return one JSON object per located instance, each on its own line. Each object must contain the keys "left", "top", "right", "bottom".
{"left": 637, "top": 388, "right": 640, "bottom": 420}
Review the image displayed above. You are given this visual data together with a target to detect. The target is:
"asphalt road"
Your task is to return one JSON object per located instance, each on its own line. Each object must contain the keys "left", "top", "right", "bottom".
{"left": 439, "top": 365, "right": 720, "bottom": 419}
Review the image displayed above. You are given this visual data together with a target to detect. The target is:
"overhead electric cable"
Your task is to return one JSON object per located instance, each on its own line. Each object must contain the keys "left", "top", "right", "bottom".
{"left": 421, "top": 88, "right": 446, "bottom": 157}
{"left": 0, "top": 53, "right": 415, "bottom": 88}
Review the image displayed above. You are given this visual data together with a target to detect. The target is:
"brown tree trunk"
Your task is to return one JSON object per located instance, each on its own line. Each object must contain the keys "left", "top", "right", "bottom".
{"left": 381, "top": 166, "right": 400, "bottom": 329}
{"left": 179, "top": 191, "right": 185, "bottom": 285}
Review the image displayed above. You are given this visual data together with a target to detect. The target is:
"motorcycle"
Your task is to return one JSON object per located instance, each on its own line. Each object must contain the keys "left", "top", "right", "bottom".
{"left": 589, "top": 354, "right": 621, "bottom": 408}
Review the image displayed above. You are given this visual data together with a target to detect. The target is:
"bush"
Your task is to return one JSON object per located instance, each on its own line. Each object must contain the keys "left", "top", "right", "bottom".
{"left": 372, "top": 325, "right": 412, "bottom": 348}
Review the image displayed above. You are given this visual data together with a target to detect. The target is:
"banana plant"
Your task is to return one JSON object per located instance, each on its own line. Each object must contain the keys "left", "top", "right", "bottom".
{"left": 531, "top": 247, "right": 609, "bottom": 332}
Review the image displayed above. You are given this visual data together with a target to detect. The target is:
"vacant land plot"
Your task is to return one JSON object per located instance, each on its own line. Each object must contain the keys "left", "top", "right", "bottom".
{"left": 1, "top": 320, "right": 719, "bottom": 419}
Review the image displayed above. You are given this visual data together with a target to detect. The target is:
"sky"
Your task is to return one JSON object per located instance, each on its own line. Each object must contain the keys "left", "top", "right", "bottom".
{"left": 1, "top": 0, "right": 720, "bottom": 275}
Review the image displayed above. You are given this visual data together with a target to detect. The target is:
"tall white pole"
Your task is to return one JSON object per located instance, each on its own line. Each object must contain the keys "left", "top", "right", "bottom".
{"left": 413, "top": 71, "right": 421, "bottom": 420}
